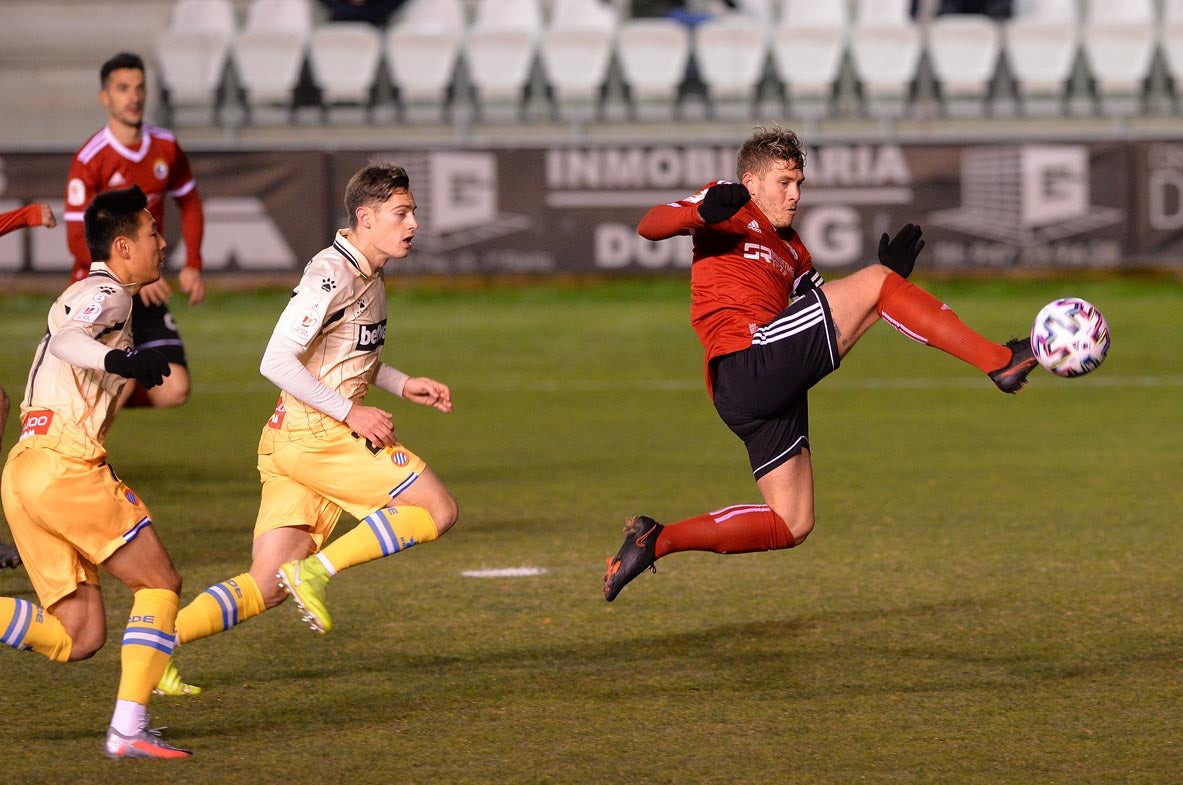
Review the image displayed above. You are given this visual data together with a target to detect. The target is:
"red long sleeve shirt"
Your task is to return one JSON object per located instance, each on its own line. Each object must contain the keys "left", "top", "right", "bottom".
{"left": 64, "top": 124, "right": 204, "bottom": 281}
{"left": 638, "top": 180, "right": 822, "bottom": 393}
{"left": 0, "top": 204, "right": 44, "bottom": 236}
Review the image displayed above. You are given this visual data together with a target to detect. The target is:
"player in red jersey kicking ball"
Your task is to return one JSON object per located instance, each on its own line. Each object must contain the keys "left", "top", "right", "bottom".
{"left": 603, "top": 127, "right": 1037, "bottom": 602}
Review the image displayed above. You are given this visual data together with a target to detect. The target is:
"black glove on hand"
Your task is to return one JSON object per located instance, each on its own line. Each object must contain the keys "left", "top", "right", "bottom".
{"left": 698, "top": 183, "right": 751, "bottom": 225}
{"left": 877, "top": 223, "right": 925, "bottom": 278}
{"left": 104, "top": 348, "right": 171, "bottom": 389}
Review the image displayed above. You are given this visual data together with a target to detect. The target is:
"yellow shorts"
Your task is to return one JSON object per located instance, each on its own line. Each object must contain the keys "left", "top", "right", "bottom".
{"left": 255, "top": 426, "right": 427, "bottom": 550}
{"left": 1, "top": 441, "right": 154, "bottom": 608}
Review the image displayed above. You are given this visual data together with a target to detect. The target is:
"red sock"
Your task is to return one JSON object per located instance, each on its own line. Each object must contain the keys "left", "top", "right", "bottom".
{"left": 877, "top": 272, "right": 1010, "bottom": 374}
{"left": 655, "top": 504, "right": 795, "bottom": 558}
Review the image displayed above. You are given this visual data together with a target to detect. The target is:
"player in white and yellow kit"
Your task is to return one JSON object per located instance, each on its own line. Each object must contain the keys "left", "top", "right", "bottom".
{"left": 156, "top": 162, "right": 457, "bottom": 696}
{"left": 0, "top": 186, "right": 191, "bottom": 759}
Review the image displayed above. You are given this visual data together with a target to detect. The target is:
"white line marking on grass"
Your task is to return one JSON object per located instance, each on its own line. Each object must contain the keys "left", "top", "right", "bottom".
{"left": 462, "top": 567, "right": 549, "bottom": 578}
{"left": 200, "top": 375, "right": 1183, "bottom": 395}
{"left": 472, "top": 375, "right": 1183, "bottom": 393}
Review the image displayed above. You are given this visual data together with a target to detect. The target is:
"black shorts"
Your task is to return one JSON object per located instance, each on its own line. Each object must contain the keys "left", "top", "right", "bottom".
{"left": 711, "top": 288, "right": 840, "bottom": 480}
{"left": 131, "top": 298, "right": 188, "bottom": 367}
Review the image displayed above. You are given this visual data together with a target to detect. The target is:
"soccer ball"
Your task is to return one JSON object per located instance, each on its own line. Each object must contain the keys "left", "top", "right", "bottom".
{"left": 1030, "top": 297, "right": 1110, "bottom": 377}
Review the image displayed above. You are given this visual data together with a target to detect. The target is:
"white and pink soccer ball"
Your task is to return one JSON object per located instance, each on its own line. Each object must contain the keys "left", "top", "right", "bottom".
{"left": 1030, "top": 297, "right": 1111, "bottom": 378}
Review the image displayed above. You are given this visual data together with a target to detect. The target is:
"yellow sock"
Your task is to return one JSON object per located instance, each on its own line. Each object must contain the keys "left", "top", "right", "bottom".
{"left": 320, "top": 506, "right": 438, "bottom": 572}
{"left": 0, "top": 597, "right": 72, "bottom": 662}
{"left": 175, "top": 573, "right": 266, "bottom": 645}
{"left": 116, "top": 588, "right": 179, "bottom": 705}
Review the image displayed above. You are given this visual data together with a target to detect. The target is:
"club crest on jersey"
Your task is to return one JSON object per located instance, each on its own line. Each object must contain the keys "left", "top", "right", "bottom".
{"left": 153, "top": 159, "right": 169, "bottom": 180}
{"left": 125, "top": 490, "right": 139, "bottom": 505}
{"left": 392, "top": 451, "right": 408, "bottom": 467}
{"left": 356, "top": 320, "right": 387, "bottom": 351}
{"left": 320, "top": 277, "right": 336, "bottom": 293}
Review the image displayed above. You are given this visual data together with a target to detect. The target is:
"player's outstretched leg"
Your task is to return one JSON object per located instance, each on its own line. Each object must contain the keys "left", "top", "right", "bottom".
{"left": 275, "top": 505, "right": 445, "bottom": 633}
{"left": 988, "top": 337, "right": 1038, "bottom": 394}
{"left": 603, "top": 515, "right": 663, "bottom": 602}
{"left": 277, "top": 554, "right": 333, "bottom": 633}
{"left": 0, "top": 542, "right": 19, "bottom": 570}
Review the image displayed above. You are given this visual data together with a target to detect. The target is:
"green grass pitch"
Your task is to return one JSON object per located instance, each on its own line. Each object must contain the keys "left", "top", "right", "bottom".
{"left": 1, "top": 276, "right": 1180, "bottom": 784}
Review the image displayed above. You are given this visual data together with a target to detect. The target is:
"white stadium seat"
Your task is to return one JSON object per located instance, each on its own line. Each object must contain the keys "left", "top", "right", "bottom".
{"left": 463, "top": 0, "right": 544, "bottom": 121}
{"left": 539, "top": 0, "right": 619, "bottom": 120}
{"left": 308, "top": 22, "right": 383, "bottom": 119}
{"left": 616, "top": 18, "right": 692, "bottom": 120}
{"left": 233, "top": 0, "right": 313, "bottom": 120}
{"left": 926, "top": 14, "right": 1003, "bottom": 116}
{"left": 1081, "top": 0, "right": 1157, "bottom": 116}
{"left": 771, "top": 0, "right": 850, "bottom": 116}
{"left": 155, "top": 0, "right": 237, "bottom": 122}
{"left": 1002, "top": 0, "right": 1081, "bottom": 115}
{"left": 848, "top": 0, "right": 923, "bottom": 116}
{"left": 693, "top": 15, "right": 770, "bottom": 118}
{"left": 1163, "top": 0, "right": 1183, "bottom": 107}
{"left": 385, "top": 0, "right": 466, "bottom": 122}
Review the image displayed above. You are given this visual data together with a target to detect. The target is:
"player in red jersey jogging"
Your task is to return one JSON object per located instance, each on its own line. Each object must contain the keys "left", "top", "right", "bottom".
{"left": 602, "top": 127, "right": 1037, "bottom": 601}
{"left": 1, "top": 203, "right": 57, "bottom": 570}
{"left": 64, "top": 52, "right": 205, "bottom": 410}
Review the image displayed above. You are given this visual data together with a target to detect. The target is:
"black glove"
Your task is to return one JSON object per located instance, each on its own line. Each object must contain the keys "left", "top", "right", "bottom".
{"left": 877, "top": 223, "right": 925, "bottom": 278}
{"left": 104, "top": 348, "right": 171, "bottom": 389}
{"left": 698, "top": 183, "right": 751, "bottom": 225}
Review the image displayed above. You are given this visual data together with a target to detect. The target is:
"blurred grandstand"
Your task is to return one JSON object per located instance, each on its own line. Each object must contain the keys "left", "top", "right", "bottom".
{"left": 1, "top": 0, "right": 1180, "bottom": 149}
{"left": 1, "top": 0, "right": 1180, "bottom": 278}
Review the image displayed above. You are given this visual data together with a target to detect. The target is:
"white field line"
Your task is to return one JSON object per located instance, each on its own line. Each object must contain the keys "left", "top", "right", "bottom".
{"left": 461, "top": 567, "right": 549, "bottom": 578}
{"left": 200, "top": 375, "right": 1183, "bottom": 395}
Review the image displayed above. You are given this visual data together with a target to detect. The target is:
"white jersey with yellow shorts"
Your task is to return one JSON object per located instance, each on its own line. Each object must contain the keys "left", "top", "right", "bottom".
{"left": 255, "top": 230, "right": 424, "bottom": 550}
{"left": 1, "top": 263, "right": 154, "bottom": 608}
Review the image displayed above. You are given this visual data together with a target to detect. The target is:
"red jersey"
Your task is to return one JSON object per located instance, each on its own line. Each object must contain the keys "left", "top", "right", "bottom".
{"left": 0, "top": 204, "right": 43, "bottom": 237}
{"left": 64, "top": 123, "right": 204, "bottom": 281}
{"left": 637, "top": 180, "right": 823, "bottom": 392}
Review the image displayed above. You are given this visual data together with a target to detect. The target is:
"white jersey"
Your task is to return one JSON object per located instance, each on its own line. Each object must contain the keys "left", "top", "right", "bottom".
{"left": 260, "top": 231, "right": 388, "bottom": 443}
{"left": 17, "top": 262, "right": 135, "bottom": 461}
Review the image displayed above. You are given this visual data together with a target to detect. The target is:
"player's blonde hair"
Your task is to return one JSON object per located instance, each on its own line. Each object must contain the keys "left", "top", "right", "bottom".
{"left": 736, "top": 126, "right": 806, "bottom": 180}
{"left": 344, "top": 162, "right": 411, "bottom": 229}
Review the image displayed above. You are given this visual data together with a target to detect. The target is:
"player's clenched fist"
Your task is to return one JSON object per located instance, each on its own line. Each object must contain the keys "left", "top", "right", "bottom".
{"left": 698, "top": 182, "right": 751, "bottom": 225}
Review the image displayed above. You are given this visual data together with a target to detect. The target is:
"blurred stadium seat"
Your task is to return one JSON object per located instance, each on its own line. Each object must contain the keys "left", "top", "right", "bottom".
{"left": 771, "top": 0, "right": 851, "bottom": 119}
{"left": 0, "top": 0, "right": 171, "bottom": 145}
{"left": 385, "top": 0, "right": 467, "bottom": 123}
{"left": 926, "top": 13, "right": 1003, "bottom": 117}
{"left": 1081, "top": 0, "right": 1157, "bottom": 117}
{"left": 308, "top": 22, "right": 384, "bottom": 121}
{"left": 1164, "top": 0, "right": 1183, "bottom": 110}
{"left": 616, "top": 17, "right": 692, "bottom": 120}
{"left": 155, "top": 0, "right": 238, "bottom": 125}
{"left": 693, "top": 14, "right": 771, "bottom": 119}
{"left": 463, "top": 0, "right": 544, "bottom": 122}
{"left": 539, "top": 0, "right": 619, "bottom": 123}
{"left": 232, "top": 0, "right": 314, "bottom": 123}
{"left": 848, "top": 0, "right": 924, "bottom": 117}
{"left": 1002, "top": 0, "right": 1082, "bottom": 116}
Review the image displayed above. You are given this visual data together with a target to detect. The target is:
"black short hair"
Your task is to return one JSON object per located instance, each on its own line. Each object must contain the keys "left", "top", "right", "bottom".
{"left": 84, "top": 186, "right": 148, "bottom": 263}
{"left": 100, "top": 52, "right": 145, "bottom": 87}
